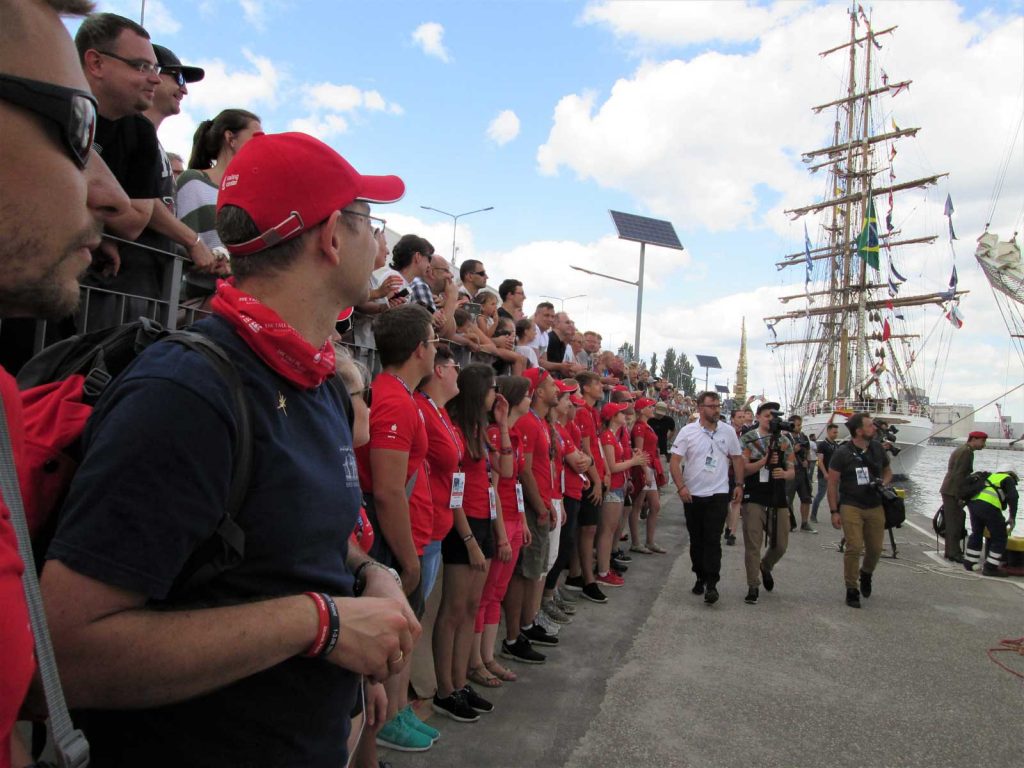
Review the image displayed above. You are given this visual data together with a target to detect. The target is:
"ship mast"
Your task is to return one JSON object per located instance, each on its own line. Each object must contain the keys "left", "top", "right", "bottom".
{"left": 856, "top": 10, "right": 874, "bottom": 392}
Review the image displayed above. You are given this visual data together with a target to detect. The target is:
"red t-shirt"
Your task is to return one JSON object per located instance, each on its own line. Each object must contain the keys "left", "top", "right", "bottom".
{"left": 632, "top": 420, "right": 663, "bottom": 473}
{"left": 574, "top": 405, "right": 605, "bottom": 480}
{"left": 600, "top": 428, "right": 628, "bottom": 489}
{"left": 453, "top": 423, "right": 492, "bottom": 520}
{"left": 356, "top": 373, "right": 428, "bottom": 554}
{"left": 349, "top": 507, "right": 375, "bottom": 554}
{"left": 488, "top": 424, "right": 524, "bottom": 521}
{"left": 0, "top": 369, "right": 35, "bottom": 767}
{"left": 516, "top": 410, "right": 554, "bottom": 506}
{"left": 555, "top": 422, "right": 584, "bottom": 500}
{"left": 416, "top": 393, "right": 464, "bottom": 543}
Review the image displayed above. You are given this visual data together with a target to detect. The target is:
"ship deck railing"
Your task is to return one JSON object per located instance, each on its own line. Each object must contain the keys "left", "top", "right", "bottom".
{"left": 794, "top": 399, "right": 929, "bottom": 419}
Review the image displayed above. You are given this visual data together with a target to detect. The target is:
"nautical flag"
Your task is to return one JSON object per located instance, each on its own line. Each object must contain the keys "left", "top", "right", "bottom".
{"left": 944, "top": 193, "right": 957, "bottom": 240}
{"left": 890, "top": 82, "right": 909, "bottom": 97}
{"left": 945, "top": 304, "right": 964, "bottom": 329}
{"left": 949, "top": 264, "right": 958, "bottom": 291}
{"left": 882, "top": 319, "right": 892, "bottom": 341}
{"left": 804, "top": 223, "right": 813, "bottom": 283}
{"left": 886, "top": 191, "right": 894, "bottom": 232}
{"left": 889, "top": 145, "right": 897, "bottom": 161}
{"left": 881, "top": 70, "right": 889, "bottom": 86}
{"left": 891, "top": 262, "right": 907, "bottom": 283}
{"left": 765, "top": 319, "right": 778, "bottom": 339}
{"left": 895, "top": 310, "right": 905, "bottom": 320}
{"left": 856, "top": 197, "right": 880, "bottom": 269}
{"left": 888, "top": 276, "right": 900, "bottom": 296}
{"left": 892, "top": 117, "right": 900, "bottom": 132}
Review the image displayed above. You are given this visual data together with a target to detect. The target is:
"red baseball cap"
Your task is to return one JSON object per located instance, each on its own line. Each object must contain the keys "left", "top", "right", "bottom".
{"left": 555, "top": 378, "right": 579, "bottom": 394}
{"left": 634, "top": 397, "right": 656, "bottom": 411}
{"left": 523, "top": 367, "right": 550, "bottom": 395}
{"left": 569, "top": 394, "right": 586, "bottom": 407}
{"left": 968, "top": 431, "right": 989, "bottom": 439}
{"left": 218, "top": 132, "right": 405, "bottom": 257}
{"left": 601, "top": 402, "right": 629, "bottom": 421}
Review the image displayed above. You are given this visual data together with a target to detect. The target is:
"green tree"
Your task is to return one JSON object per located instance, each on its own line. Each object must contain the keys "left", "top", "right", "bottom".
{"left": 662, "top": 347, "right": 678, "bottom": 386}
{"left": 649, "top": 352, "right": 659, "bottom": 377}
{"left": 618, "top": 342, "right": 635, "bottom": 363}
{"left": 678, "top": 352, "right": 696, "bottom": 397}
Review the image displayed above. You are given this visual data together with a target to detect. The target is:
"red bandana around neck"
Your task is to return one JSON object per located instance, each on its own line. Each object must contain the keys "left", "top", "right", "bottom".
{"left": 211, "top": 280, "right": 335, "bottom": 390}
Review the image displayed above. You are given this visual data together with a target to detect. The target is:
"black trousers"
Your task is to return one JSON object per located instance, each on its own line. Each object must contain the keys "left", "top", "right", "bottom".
{"left": 545, "top": 496, "right": 580, "bottom": 589}
{"left": 683, "top": 493, "right": 731, "bottom": 586}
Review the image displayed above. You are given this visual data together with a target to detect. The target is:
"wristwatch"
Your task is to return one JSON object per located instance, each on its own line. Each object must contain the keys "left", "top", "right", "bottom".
{"left": 353, "top": 561, "right": 402, "bottom": 596}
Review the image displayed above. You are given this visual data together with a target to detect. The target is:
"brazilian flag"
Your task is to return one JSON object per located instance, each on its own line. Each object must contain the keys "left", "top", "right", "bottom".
{"left": 856, "top": 197, "right": 880, "bottom": 269}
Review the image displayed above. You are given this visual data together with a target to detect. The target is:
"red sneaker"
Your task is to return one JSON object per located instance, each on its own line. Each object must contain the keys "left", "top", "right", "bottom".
{"left": 596, "top": 571, "right": 624, "bottom": 588}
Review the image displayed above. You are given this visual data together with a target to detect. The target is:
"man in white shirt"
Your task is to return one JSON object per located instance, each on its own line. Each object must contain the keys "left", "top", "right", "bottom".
{"left": 668, "top": 391, "right": 743, "bottom": 605}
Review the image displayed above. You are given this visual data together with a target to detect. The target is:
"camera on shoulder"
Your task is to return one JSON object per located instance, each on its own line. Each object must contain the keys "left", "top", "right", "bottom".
{"left": 768, "top": 410, "right": 796, "bottom": 436}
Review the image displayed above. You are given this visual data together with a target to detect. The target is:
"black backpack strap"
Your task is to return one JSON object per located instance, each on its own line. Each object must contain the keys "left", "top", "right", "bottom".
{"left": 162, "top": 331, "right": 254, "bottom": 594}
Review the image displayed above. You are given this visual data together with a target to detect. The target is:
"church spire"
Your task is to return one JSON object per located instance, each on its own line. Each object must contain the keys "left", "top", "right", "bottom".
{"left": 734, "top": 317, "right": 748, "bottom": 402}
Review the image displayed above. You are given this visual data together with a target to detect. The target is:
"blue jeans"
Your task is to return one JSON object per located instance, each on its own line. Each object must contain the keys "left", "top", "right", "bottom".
{"left": 811, "top": 474, "right": 828, "bottom": 520}
{"left": 421, "top": 539, "right": 443, "bottom": 599}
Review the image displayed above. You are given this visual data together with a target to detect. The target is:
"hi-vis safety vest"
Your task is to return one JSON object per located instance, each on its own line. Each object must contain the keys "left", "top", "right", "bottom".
{"left": 973, "top": 472, "right": 1011, "bottom": 511}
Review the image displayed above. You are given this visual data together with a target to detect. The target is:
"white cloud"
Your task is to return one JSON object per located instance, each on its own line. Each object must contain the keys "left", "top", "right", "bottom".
{"left": 156, "top": 108, "right": 198, "bottom": 163}
{"left": 187, "top": 49, "right": 282, "bottom": 113}
{"left": 287, "top": 113, "right": 350, "bottom": 139}
{"left": 238, "top": 0, "right": 266, "bottom": 29}
{"left": 486, "top": 110, "right": 521, "bottom": 146}
{"left": 412, "top": 22, "right": 451, "bottom": 63}
{"left": 98, "top": 0, "right": 181, "bottom": 34}
{"left": 581, "top": 0, "right": 804, "bottom": 46}
{"left": 289, "top": 83, "right": 402, "bottom": 140}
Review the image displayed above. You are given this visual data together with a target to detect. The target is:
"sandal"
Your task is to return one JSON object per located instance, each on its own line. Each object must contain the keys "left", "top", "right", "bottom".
{"left": 630, "top": 544, "right": 653, "bottom": 554}
{"left": 647, "top": 543, "right": 667, "bottom": 554}
{"left": 467, "top": 665, "right": 502, "bottom": 688}
{"left": 484, "top": 659, "right": 518, "bottom": 682}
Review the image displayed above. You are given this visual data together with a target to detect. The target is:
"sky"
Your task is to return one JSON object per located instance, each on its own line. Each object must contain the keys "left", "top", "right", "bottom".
{"left": 77, "top": 0, "right": 1024, "bottom": 421}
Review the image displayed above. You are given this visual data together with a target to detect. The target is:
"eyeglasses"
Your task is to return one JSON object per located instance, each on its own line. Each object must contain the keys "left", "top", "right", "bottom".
{"left": 95, "top": 50, "right": 162, "bottom": 76}
{"left": 471, "top": 270, "right": 488, "bottom": 278}
{"left": 438, "top": 362, "right": 460, "bottom": 373}
{"left": 162, "top": 69, "right": 186, "bottom": 87}
{"left": 349, "top": 387, "right": 372, "bottom": 407}
{"left": 0, "top": 73, "right": 97, "bottom": 169}
{"left": 421, "top": 336, "right": 441, "bottom": 347}
{"left": 342, "top": 208, "right": 387, "bottom": 233}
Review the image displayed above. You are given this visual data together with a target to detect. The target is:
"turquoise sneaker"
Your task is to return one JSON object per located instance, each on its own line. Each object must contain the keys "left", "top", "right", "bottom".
{"left": 399, "top": 705, "right": 440, "bottom": 742}
{"left": 375, "top": 715, "right": 432, "bottom": 752}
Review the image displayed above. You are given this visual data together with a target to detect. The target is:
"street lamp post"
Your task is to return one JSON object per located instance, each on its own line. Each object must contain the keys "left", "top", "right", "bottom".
{"left": 539, "top": 294, "right": 587, "bottom": 311}
{"left": 420, "top": 205, "right": 495, "bottom": 265}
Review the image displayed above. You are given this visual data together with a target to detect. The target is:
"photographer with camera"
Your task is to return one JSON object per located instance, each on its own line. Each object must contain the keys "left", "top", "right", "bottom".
{"left": 739, "top": 403, "right": 797, "bottom": 604}
{"left": 826, "top": 412, "right": 893, "bottom": 608}
{"left": 784, "top": 414, "right": 816, "bottom": 533}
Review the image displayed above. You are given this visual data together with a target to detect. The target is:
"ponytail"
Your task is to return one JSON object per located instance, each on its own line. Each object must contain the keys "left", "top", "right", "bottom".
{"left": 187, "top": 108, "right": 261, "bottom": 170}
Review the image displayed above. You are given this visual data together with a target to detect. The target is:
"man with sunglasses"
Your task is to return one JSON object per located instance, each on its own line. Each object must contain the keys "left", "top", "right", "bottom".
{"left": 0, "top": 1, "right": 134, "bottom": 764}
{"left": 75, "top": 14, "right": 216, "bottom": 329}
{"left": 457, "top": 258, "right": 498, "bottom": 302}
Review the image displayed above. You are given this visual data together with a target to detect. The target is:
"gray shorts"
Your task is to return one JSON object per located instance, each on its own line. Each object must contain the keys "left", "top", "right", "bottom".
{"left": 516, "top": 505, "right": 551, "bottom": 580}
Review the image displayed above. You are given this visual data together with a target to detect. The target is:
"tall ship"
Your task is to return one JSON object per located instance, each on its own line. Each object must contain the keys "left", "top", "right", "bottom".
{"left": 765, "top": 6, "right": 965, "bottom": 476}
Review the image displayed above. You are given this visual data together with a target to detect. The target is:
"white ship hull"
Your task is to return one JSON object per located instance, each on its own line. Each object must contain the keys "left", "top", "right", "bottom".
{"left": 794, "top": 405, "right": 932, "bottom": 478}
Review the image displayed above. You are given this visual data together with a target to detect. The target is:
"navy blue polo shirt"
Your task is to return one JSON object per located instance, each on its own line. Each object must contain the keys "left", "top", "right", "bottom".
{"left": 48, "top": 315, "right": 362, "bottom": 767}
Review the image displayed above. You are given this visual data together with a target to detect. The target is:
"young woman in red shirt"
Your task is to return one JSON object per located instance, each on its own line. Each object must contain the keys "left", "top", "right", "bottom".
{"left": 631, "top": 398, "right": 668, "bottom": 554}
{"left": 432, "top": 364, "right": 511, "bottom": 723}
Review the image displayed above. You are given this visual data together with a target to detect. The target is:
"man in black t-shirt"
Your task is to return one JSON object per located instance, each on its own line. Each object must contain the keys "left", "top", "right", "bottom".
{"left": 811, "top": 422, "right": 840, "bottom": 521}
{"left": 827, "top": 412, "right": 892, "bottom": 608}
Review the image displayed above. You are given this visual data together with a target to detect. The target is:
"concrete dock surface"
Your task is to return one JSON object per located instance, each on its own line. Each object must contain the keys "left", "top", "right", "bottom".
{"left": 393, "top": 495, "right": 1024, "bottom": 768}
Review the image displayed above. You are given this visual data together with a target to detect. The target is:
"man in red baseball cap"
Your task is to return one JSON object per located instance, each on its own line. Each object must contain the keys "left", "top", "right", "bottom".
{"left": 939, "top": 430, "right": 988, "bottom": 562}
{"left": 42, "top": 132, "right": 418, "bottom": 767}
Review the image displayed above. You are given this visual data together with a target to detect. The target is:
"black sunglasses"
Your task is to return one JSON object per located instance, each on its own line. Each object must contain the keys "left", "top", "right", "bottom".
{"left": 0, "top": 73, "right": 97, "bottom": 169}
{"left": 162, "top": 68, "right": 187, "bottom": 87}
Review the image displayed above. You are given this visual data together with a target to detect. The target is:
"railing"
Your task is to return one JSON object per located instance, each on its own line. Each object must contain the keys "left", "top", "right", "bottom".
{"left": 795, "top": 398, "right": 930, "bottom": 419}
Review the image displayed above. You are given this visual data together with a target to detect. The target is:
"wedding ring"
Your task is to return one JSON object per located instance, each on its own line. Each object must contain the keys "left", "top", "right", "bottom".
{"left": 390, "top": 651, "right": 404, "bottom": 664}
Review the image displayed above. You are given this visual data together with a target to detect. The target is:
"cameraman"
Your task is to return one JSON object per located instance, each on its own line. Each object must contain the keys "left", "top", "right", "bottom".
{"left": 827, "top": 412, "right": 892, "bottom": 608}
{"left": 785, "top": 414, "right": 815, "bottom": 533}
{"left": 739, "top": 403, "right": 796, "bottom": 604}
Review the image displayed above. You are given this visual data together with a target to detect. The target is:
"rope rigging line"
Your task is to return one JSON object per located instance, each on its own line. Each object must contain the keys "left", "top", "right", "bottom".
{"left": 984, "top": 107, "right": 1024, "bottom": 228}
{"left": 916, "top": 380, "right": 1024, "bottom": 444}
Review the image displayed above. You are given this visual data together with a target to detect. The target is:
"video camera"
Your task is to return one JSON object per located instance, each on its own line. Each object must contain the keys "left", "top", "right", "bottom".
{"left": 768, "top": 410, "right": 797, "bottom": 436}
{"left": 877, "top": 422, "right": 901, "bottom": 456}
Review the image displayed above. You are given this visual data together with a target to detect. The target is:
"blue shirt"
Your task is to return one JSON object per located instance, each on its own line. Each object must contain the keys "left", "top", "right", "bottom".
{"left": 49, "top": 315, "right": 362, "bottom": 767}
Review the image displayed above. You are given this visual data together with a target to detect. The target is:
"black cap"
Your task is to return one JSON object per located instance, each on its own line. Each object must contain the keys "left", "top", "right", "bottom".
{"left": 153, "top": 44, "right": 205, "bottom": 83}
{"left": 756, "top": 401, "right": 780, "bottom": 415}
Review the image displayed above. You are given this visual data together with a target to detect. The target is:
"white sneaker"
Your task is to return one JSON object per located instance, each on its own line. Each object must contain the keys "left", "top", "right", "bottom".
{"left": 535, "top": 611, "right": 561, "bottom": 636}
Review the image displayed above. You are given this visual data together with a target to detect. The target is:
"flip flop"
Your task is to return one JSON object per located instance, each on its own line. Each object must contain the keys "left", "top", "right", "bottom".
{"left": 467, "top": 665, "right": 502, "bottom": 688}
{"left": 630, "top": 544, "right": 653, "bottom": 554}
{"left": 647, "top": 543, "right": 667, "bottom": 554}
{"left": 484, "top": 659, "right": 518, "bottom": 682}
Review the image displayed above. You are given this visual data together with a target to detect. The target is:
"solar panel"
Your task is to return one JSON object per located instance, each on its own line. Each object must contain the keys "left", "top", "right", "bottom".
{"left": 609, "top": 211, "right": 683, "bottom": 250}
{"left": 695, "top": 355, "right": 721, "bottom": 369}
{"left": 715, "top": 385, "right": 730, "bottom": 394}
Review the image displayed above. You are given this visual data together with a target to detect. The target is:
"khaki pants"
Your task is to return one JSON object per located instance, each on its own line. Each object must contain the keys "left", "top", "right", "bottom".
{"left": 741, "top": 503, "right": 789, "bottom": 587}
{"left": 840, "top": 504, "right": 885, "bottom": 589}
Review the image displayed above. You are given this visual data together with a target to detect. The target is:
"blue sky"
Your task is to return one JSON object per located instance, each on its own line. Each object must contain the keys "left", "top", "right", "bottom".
{"left": 80, "top": 1, "right": 1024, "bottom": 420}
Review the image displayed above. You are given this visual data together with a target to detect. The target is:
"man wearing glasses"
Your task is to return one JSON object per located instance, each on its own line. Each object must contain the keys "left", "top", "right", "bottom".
{"left": 668, "top": 391, "right": 744, "bottom": 605}
{"left": 75, "top": 13, "right": 216, "bottom": 328}
{"left": 457, "top": 259, "right": 498, "bottom": 302}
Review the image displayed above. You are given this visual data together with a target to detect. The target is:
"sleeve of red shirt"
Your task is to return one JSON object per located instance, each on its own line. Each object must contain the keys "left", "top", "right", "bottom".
{"left": 367, "top": 392, "right": 418, "bottom": 452}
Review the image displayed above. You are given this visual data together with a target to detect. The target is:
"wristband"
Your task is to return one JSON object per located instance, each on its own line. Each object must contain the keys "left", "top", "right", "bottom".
{"left": 304, "top": 591, "right": 329, "bottom": 657}
{"left": 319, "top": 593, "right": 340, "bottom": 658}
{"left": 353, "top": 560, "right": 402, "bottom": 596}
{"left": 462, "top": 532, "right": 475, "bottom": 543}
{"left": 192, "top": 232, "right": 201, "bottom": 246}
{"left": 499, "top": 447, "right": 513, "bottom": 455}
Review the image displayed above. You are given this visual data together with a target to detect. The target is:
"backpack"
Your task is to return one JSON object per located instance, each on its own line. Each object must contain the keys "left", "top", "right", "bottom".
{"left": 15, "top": 317, "right": 254, "bottom": 592}
{"left": 958, "top": 471, "right": 993, "bottom": 501}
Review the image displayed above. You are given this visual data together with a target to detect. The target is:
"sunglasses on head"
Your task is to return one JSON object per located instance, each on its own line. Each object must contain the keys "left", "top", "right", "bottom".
{"left": 0, "top": 72, "right": 96, "bottom": 169}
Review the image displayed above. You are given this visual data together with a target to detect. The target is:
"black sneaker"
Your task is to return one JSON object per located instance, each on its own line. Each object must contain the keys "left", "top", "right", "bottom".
{"left": 744, "top": 587, "right": 759, "bottom": 604}
{"left": 725, "top": 533, "right": 737, "bottom": 546}
{"left": 846, "top": 588, "right": 861, "bottom": 608}
{"left": 704, "top": 585, "right": 719, "bottom": 605}
{"left": 963, "top": 561, "right": 976, "bottom": 572}
{"left": 432, "top": 689, "right": 479, "bottom": 722}
{"left": 612, "top": 549, "right": 633, "bottom": 564}
{"left": 859, "top": 570, "right": 872, "bottom": 598}
{"left": 499, "top": 636, "right": 546, "bottom": 664}
{"left": 581, "top": 582, "right": 608, "bottom": 603}
{"left": 521, "top": 623, "right": 559, "bottom": 647}
{"left": 461, "top": 684, "right": 494, "bottom": 714}
{"left": 983, "top": 564, "right": 1009, "bottom": 578}
{"left": 564, "top": 575, "right": 585, "bottom": 591}
{"left": 691, "top": 579, "right": 706, "bottom": 595}
{"left": 760, "top": 563, "right": 775, "bottom": 592}
{"left": 610, "top": 560, "right": 628, "bottom": 574}
{"left": 723, "top": 527, "right": 732, "bottom": 540}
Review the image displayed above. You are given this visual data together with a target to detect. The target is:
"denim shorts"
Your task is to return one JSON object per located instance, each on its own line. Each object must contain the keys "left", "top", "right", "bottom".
{"left": 603, "top": 487, "right": 625, "bottom": 504}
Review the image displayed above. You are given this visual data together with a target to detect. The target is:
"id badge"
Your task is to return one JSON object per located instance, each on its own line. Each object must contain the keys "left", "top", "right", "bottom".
{"left": 561, "top": 470, "right": 566, "bottom": 495}
{"left": 488, "top": 487, "right": 497, "bottom": 520}
{"left": 551, "top": 498, "right": 564, "bottom": 527}
{"left": 703, "top": 455, "right": 718, "bottom": 473}
{"left": 855, "top": 467, "right": 870, "bottom": 486}
{"left": 515, "top": 482, "right": 526, "bottom": 514}
{"left": 759, "top": 466, "right": 770, "bottom": 483}
{"left": 450, "top": 472, "right": 466, "bottom": 508}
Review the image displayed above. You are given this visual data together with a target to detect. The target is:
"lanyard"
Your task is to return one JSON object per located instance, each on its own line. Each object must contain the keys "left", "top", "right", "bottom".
{"left": 419, "top": 392, "right": 463, "bottom": 467}
{"left": 382, "top": 371, "right": 414, "bottom": 397}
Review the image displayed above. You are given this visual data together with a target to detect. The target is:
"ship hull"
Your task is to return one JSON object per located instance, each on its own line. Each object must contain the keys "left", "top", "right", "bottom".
{"left": 795, "top": 408, "right": 932, "bottom": 478}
